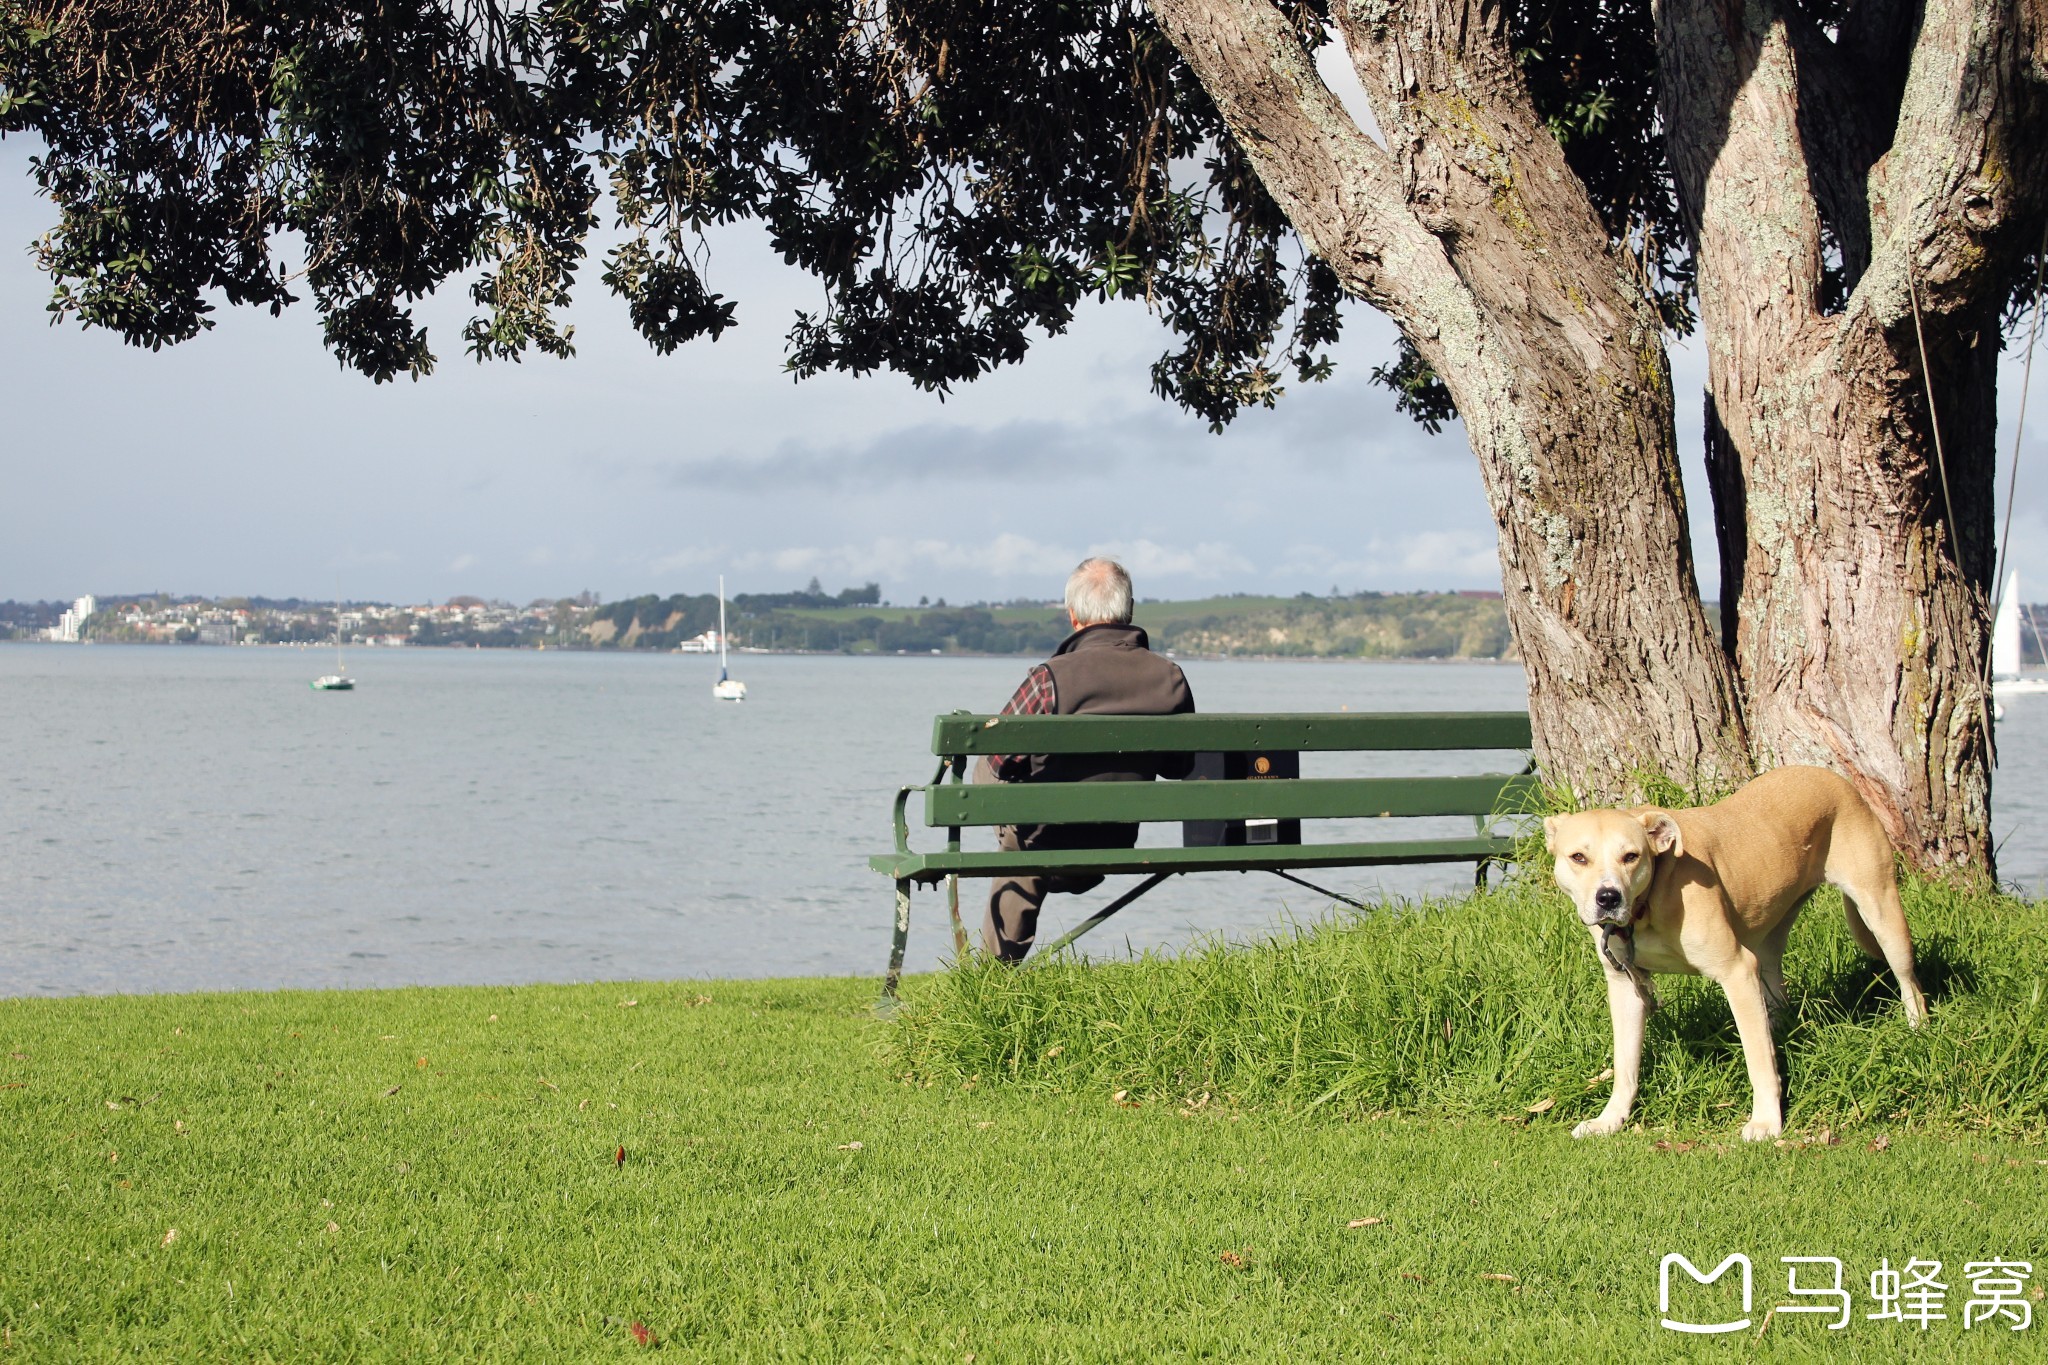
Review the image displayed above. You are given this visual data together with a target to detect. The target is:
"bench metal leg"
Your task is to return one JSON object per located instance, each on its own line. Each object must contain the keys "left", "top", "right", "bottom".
{"left": 946, "top": 873, "right": 969, "bottom": 959}
{"left": 1267, "top": 868, "right": 1370, "bottom": 912}
{"left": 1475, "top": 859, "right": 1490, "bottom": 890}
{"left": 1032, "top": 872, "right": 1173, "bottom": 960}
{"left": 881, "top": 878, "right": 912, "bottom": 1005}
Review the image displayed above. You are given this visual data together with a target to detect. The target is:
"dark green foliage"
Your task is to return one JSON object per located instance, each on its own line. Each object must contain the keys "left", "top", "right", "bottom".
{"left": 0, "top": 0, "right": 1720, "bottom": 428}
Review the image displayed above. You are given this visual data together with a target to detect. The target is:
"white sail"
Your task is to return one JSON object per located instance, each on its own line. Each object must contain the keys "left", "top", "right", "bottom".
{"left": 1995, "top": 572, "right": 2022, "bottom": 680}
{"left": 712, "top": 574, "right": 747, "bottom": 700}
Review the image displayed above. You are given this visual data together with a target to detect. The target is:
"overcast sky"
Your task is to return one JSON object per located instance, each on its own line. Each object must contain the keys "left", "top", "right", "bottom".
{"left": 4, "top": 132, "right": 2044, "bottom": 608}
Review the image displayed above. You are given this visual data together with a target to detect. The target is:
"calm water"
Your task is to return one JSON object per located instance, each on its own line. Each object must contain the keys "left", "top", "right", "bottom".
{"left": 3, "top": 645, "right": 2044, "bottom": 997}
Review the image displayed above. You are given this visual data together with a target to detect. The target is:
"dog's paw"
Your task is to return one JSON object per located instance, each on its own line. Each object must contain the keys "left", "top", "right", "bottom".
{"left": 1572, "top": 1116, "right": 1625, "bottom": 1139}
{"left": 1739, "top": 1119, "right": 1782, "bottom": 1143}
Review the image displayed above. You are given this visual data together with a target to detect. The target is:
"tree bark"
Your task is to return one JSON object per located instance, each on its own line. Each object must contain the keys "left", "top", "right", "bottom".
{"left": 1661, "top": 0, "right": 2048, "bottom": 871}
{"left": 1146, "top": 0, "right": 1750, "bottom": 798}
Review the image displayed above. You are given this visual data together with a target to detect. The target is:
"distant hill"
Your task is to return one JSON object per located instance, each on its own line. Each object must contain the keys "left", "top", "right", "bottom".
{"left": 672, "top": 590, "right": 1524, "bottom": 660}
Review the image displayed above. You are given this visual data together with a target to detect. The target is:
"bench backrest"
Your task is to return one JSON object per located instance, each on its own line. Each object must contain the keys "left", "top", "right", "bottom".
{"left": 922, "top": 711, "right": 1536, "bottom": 830}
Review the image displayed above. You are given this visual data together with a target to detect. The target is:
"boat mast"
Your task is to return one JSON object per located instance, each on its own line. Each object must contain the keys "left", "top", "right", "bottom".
{"left": 718, "top": 575, "right": 729, "bottom": 681}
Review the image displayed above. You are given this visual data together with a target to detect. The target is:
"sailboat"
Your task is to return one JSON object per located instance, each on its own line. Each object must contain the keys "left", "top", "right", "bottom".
{"left": 311, "top": 604, "right": 354, "bottom": 691}
{"left": 712, "top": 575, "right": 747, "bottom": 701}
{"left": 1993, "top": 572, "right": 2048, "bottom": 712}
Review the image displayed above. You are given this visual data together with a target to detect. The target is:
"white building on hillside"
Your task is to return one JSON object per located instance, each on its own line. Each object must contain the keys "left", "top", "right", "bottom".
{"left": 47, "top": 595, "right": 96, "bottom": 642}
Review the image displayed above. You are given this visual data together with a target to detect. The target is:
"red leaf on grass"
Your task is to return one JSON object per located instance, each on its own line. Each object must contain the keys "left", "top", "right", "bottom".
{"left": 614, "top": 1145, "right": 626, "bottom": 1169}
{"left": 629, "top": 1322, "right": 652, "bottom": 1346}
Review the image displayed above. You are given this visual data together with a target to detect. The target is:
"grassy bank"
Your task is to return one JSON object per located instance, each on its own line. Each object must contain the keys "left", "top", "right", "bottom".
{"left": 894, "top": 876, "right": 2048, "bottom": 1139}
{"left": 4, "top": 886, "right": 2045, "bottom": 1359}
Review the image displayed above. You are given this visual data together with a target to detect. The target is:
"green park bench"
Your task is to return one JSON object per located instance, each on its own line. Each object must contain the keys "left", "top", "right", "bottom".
{"left": 870, "top": 710, "right": 1539, "bottom": 998}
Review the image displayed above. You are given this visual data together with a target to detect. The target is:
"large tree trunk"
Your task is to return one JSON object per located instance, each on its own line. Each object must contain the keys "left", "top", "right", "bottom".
{"left": 1660, "top": 0, "right": 2047, "bottom": 871}
{"left": 1148, "top": 0, "right": 1750, "bottom": 798}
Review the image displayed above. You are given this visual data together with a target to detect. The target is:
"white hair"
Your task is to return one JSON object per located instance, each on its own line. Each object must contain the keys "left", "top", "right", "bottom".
{"left": 1065, "top": 557, "right": 1134, "bottom": 626}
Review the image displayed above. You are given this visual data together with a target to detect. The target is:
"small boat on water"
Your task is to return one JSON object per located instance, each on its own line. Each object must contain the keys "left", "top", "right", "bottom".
{"left": 713, "top": 575, "right": 746, "bottom": 702}
{"left": 312, "top": 604, "right": 354, "bottom": 691}
{"left": 1994, "top": 572, "right": 2048, "bottom": 717}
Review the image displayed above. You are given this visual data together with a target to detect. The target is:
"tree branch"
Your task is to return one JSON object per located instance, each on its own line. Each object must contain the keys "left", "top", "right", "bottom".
{"left": 1849, "top": 0, "right": 2048, "bottom": 332}
{"left": 1659, "top": 0, "right": 1828, "bottom": 341}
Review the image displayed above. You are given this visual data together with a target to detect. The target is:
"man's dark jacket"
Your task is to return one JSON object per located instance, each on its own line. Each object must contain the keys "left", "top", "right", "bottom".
{"left": 1011, "top": 622, "right": 1194, "bottom": 850}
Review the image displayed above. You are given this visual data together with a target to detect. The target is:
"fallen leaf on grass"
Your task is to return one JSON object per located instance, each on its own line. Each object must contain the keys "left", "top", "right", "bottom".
{"left": 415, "top": 1058, "right": 428, "bottom": 1069}
{"left": 107, "top": 1150, "right": 118, "bottom": 1164}
{"left": 1814, "top": 1129, "right": 1841, "bottom": 1147}
{"left": 1868, "top": 1134, "right": 1892, "bottom": 1152}
{"left": 1526, "top": 1098, "right": 1555, "bottom": 1115}
{"left": 614, "top": 1145, "right": 626, "bottom": 1168}
{"left": 1347, "top": 1218, "right": 1384, "bottom": 1229}
{"left": 161, "top": 1229, "right": 177, "bottom": 1247}
{"left": 382, "top": 1085, "right": 402, "bottom": 1098}
{"left": 688, "top": 995, "right": 712, "bottom": 1007}
{"left": 629, "top": 1322, "right": 652, "bottom": 1346}
{"left": 0, "top": 1082, "right": 23, "bottom": 1091}
{"left": 1586, "top": 1067, "right": 1614, "bottom": 1085}
{"left": 10, "top": 1052, "right": 26, "bottom": 1060}
{"left": 1043, "top": 1044, "right": 1064, "bottom": 1059}
{"left": 2031, "top": 1287, "right": 2045, "bottom": 1303}
{"left": 326, "top": 1221, "right": 340, "bottom": 1234}
{"left": 536, "top": 1079, "right": 559, "bottom": 1091}
{"left": 578, "top": 1099, "right": 590, "bottom": 1111}
{"left": 1399, "top": 1272, "right": 1427, "bottom": 1283}
{"left": 975, "top": 1121, "right": 996, "bottom": 1130}
{"left": 1219, "top": 1250, "right": 1248, "bottom": 1269}
{"left": 1480, "top": 1273, "right": 1516, "bottom": 1283}
{"left": 620, "top": 1000, "right": 638, "bottom": 1009}
{"left": 487, "top": 1014, "right": 499, "bottom": 1022}
{"left": 836, "top": 1141, "right": 864, "bottom": 1151}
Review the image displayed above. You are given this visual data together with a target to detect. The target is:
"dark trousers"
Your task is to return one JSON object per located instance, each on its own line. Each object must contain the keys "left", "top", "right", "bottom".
{"left": 983, "top": 821, "right": 1139, "bottom": 962}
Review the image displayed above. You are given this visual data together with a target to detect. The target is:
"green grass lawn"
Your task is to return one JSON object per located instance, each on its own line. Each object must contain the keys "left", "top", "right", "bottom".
{"left": 6, "top": 884, "right": 2046, "bottom": 1359}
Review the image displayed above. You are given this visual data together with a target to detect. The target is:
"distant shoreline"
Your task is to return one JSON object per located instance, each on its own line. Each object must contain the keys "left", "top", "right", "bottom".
{"left": 1, "top": 638, "right": 1527, "bottom": 666}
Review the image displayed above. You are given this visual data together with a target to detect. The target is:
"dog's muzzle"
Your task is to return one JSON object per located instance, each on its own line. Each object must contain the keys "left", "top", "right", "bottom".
{"left": 1590, "top": 883, "right": 1630, "bottom": 927}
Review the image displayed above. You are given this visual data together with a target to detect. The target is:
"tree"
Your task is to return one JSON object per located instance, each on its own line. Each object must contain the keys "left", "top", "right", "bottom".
{"left": 4, "top": 0, "right": 2042, "bottom": 869}
{"left": 1658, "top": 0, "right": 2047, "bottom": 866}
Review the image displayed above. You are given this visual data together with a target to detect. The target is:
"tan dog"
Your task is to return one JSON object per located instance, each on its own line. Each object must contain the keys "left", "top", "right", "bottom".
{"left": 1545, "top": 765, "right": 1927, "bottom": 1142}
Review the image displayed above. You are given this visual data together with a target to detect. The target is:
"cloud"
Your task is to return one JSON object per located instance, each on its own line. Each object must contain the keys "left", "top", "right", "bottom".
{"left": 718, "top": 533, "right": 1251, "bottom": 586}
{"left": 1276, "top": 529, "right": 1500, "bottom": 587}
{"left": 635, "top": 412, "right": 1206, "bottom": 493}
{"left": 648, "top": 545, "right": 723, "bottom": 576}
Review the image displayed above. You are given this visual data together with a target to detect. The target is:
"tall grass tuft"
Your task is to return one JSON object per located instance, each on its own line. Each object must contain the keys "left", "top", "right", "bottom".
{"left": 890, "top": 875, "right": 2048, "bottom": 1137}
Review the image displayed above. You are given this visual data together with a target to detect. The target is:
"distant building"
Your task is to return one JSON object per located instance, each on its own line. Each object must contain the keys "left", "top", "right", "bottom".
{"left": 676, "top": 630, "right": 721, "bottom": 654}
{"left": 197, "top": 622, "right": 236, "bottom": 646}
{"left": 46, "top": 595, "right": 95, "bottom": 642}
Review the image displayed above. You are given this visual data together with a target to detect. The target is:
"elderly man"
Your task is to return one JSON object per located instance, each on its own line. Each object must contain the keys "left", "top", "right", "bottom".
{"left": 980, "top": 557, "right": 1194, "bottom": 961}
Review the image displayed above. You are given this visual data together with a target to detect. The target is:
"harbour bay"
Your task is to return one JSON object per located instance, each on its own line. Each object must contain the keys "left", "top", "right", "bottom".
{"left": 4, "top": 644, "right": 2043, "bottom": 997}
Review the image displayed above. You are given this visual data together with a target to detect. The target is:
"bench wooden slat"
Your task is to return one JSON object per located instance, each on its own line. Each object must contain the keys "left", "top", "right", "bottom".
{"left": 930, "top": 711, "right": 1533, "bottom": 755}
{"left": 922, "top": 773, "right": 1540, "bottom": 827}
{"left": 870, "top": 834, "right": 1518, "bottom": 883}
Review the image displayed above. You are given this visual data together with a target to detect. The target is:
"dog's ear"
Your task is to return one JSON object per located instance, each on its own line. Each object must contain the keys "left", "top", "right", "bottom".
{"left": 1636, "top": 809, "right": 1682, "bottom": 856}
{"left": 1543, "top": 814, "right": 1563, "bottom": 853}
